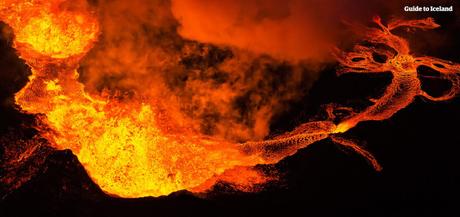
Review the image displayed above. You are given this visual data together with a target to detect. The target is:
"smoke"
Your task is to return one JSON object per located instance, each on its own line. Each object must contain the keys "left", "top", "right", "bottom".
{"left": 79, "top": 0, "right": 434, "bottom": 142}
{"left": 76, "top": 0, "right": 325, "bottom": 142}
{"left": 80, "top": 0, "right": 426, "bottom": 142}
{"left": 171, "top": 0, "right": 460, "bottom": 61}
{"left": 171, "top": 0, "right": 332, "bottom": 61}
{"left": 170, "top": 0, "right": 386, "bottom": 62}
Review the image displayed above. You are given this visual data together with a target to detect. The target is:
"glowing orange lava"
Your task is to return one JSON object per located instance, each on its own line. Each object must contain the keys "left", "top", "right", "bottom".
{"left": 1, "top": 0, "right": 459, "bottom": 198}
{"left": 333, "top": 17, "right": 460, "bottom": 132}
{"left": 1, "top": 0, "right": 270, "bottom": 197}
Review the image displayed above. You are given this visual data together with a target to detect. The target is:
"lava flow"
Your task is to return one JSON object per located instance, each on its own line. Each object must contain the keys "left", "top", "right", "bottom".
{"left": 1, "top": 0, "right": 459, "bottom": 198}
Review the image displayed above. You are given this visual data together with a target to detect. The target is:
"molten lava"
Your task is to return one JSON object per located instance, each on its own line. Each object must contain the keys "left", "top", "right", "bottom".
{"left": 1, "top": 0, "right": 459, "bottom": 198}
{"left": 333, "top": 17, "right": 460, "bottom": 132}
{"left": 1, "top": 0, "right": 270, "bottom": 197}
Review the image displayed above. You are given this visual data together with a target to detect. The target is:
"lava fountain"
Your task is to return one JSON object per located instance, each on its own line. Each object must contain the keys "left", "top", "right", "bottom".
{"left": 1, "top": 0, "right": 271, "bottom": 198}
{"left": 1, "top": 0, "right": 459, "bottom": 198}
